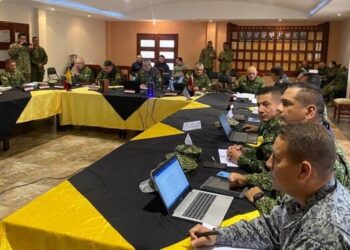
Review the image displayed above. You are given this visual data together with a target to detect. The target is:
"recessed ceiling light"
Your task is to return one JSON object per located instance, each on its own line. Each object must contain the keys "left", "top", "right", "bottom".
{"left": 88, "top": 14, "right": 92, "bottom": 18}
{"left": 278, "top": 19, "right": 282, "bottom": 22}
{"left": 209, "top": 19, "right": 213, "bottom": 23}
{"left": 152, "top": 20, "right": 156, "bottom": 25}
{"left": 337, "top": 13, "right": 342, "bottom": 16}
{"left": 50, "top": 7, "right": 55, "bottom": 11}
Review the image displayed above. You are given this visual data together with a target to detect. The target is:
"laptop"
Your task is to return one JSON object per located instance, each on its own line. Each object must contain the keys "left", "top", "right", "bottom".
{"left": 219, "top": 112, "right": 259, "bottom": 144}
{"left": 150, "top": 156, "right": 233, "bottom": 226}
{"left": 122, "top": 80, "right": 140, "bottom": 93}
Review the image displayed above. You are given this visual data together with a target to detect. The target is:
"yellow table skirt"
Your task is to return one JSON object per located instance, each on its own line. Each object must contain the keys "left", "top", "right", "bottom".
{"left": 60, "top": 88, "right": 189, "bottom": 130}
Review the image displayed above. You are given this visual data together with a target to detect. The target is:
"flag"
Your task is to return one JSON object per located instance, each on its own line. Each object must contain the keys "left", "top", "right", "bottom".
{"left": 65, "top": 69, "right": 72, "bottom": 84}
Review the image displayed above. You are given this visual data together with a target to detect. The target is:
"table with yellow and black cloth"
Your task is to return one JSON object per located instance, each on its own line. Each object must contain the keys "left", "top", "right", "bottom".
{"left": 0, "top": 93, "right": 260, "bottom": 249}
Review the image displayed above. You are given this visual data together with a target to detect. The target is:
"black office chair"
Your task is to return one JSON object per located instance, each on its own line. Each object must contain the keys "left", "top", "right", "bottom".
{"left": 47, "top": 67, "right": 60, "bottom": 81}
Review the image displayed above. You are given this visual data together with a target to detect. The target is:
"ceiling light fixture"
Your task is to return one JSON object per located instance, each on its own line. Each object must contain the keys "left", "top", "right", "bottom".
{"left": 278, "top": 19, "right": 282, "bottom": 22}
{"left": 209, "top": 19, "right": 213, "bottom": 23}
{"left": 307, "top": 0, "right": 332, "bottom": 17}
{"left": 337, "top": 13, "right": 342, "bottom": 16}
{"left": 88, "top": 14, "right": 92, "bottom": 18}
{"left": 152, "top": 20, "right": 156, "bottom": 25}
{"left": 50, "top": 7, "right": 55, "bottom": 11}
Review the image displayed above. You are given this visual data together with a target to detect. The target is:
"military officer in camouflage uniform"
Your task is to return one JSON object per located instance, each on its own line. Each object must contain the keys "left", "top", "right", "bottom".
{"left": 0, "top": 59, "right": 25, "bottom": 87}
{"left": 135, "top": 59, "right": 162, "bottom": 89}
{"left": 218, "top": 42, "right": 233, "bottom": 76}
{"left": 227, "top": 86, "right": 282, "bottom": 174}
{"left": 183, "top": 63, "right": 211, "bottom": 92}
{"left": 234, "top": 66, "right": 265, "bottom": 94}
{"left": 30, "top": 37, "right": 48, "bottom": 82}
{"left": 8, "top": 32, "right": 31, "bottom": 82}
{"left": 190, "top": 123, "right": 350, "bottom": 249}
{"left": 229, "top": 83, "right": 350, "bottom": 214}
{"left": 71, "top": 56, "right": 94, "bottom": 84}
{"left": 95, "top": 60, "right": 123, "bottom": 86}
{"left": 198, "top": 41, "right": 216, "bottom": 76}
{"left": 322, "top": 70, "right": 348, "bottom": 104}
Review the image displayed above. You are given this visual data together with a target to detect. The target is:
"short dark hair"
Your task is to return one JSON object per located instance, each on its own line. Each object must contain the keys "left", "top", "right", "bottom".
{"left": 176, "top": 57, "right": 183, "bottom": 62}
{"left": 223, "top": 42, "right": 229, "bottom": 46}
{"left": 270, "top": 66, "right": 284, "bottom": 77}
{"left": 159, "top": 55, "right": 165, "bottom": 59}
{"left": 288, "top": 82, "right": 325, "bottom": 119}
{"left": 103, "top": 60, "right": 114, "bottom": 67}
{"left": 17, "top": 32, "right": 26, "bottom": 39}
{"left": 256, "top": 86, "right": 282, "bottom": 97}
{"left": 32, "top": 36, "right": 38, "bottom": 41}
{"left": 279, "top": 123, "right": 336, "bottom": 177}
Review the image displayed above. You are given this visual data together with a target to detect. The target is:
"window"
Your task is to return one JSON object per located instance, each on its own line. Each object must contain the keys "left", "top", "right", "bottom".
{"left": 227, "top": 22, "right": 329, "bottom": 75}
{"left": 137, "top": 34, "right": 178, "bottom": 70}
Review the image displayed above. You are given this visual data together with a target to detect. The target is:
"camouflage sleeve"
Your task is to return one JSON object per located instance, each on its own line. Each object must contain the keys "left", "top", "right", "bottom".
{"left": 77, "top": 67, "right": 93, "bottom": 83}
{"left": 215, "top": 211, "right": 280, "bottom": 248}
{"left": 227, "top": 50, "right": 234, "bottom": 62}
{"left": 20, "top": 72, "right": 26, "bottom": 84}
{"left": 205, "top": 76, "right": 211, "bottom": 90}
{"left": 198, "top": 49, "right": 204, "bottom": 63}
{"left": 8, "top": 44, "right": 20, "bottom": 59}
{"left": 255, "top": 196, "right": 277, "bottom": 214}
{"left": 42, "top": 48, "right": 48, "bottom": 65}
{"left": 0, "top": 74, "right": 10, "bottom": 86}
{"left": 155, "top": 70, "right": 162, "bottom": 88}
{"left": 334, "top": 143, "right": 350, "bottom": 190}
{"left": 95, "top": 71, "right": 103, "bottom": 83}
{"left": 238, "top": 155, "right": 267, "bottom": 173}
{"left": 113, "top": 68, "right": 123, "bottom": 85}
{"left": 246, "top": 172, "right": 273, "bottom": 191}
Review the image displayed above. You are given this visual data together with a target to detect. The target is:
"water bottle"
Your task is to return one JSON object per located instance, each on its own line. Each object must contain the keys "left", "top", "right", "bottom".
{"left": 147, "top": 82, "right": 154, "bottom": 97}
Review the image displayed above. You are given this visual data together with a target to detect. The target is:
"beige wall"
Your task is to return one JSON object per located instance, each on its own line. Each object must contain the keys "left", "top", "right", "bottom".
{"left": 106, "top": 21, "right": 207, "bottom": 68}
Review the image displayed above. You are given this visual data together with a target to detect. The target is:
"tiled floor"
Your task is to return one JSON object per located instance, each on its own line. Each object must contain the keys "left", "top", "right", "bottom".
{"left": 0, "top": 113, "right": 349, "bottom": 221}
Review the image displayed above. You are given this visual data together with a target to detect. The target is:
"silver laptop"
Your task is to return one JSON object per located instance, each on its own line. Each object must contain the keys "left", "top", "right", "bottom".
{"left": 150, "top": 156, "right": 233, "bottom": 226}
{"left": 219, "top": 112, "right": 259, "bottom": 144}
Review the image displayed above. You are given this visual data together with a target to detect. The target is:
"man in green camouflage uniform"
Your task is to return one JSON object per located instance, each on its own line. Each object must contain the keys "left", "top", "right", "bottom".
{"left": 8, "top": 32, "right": 31, "bottom": 82}
{"left": 71, "top": 56, "right": 94, "bottom": 84}
{"left": 184, "top": 63, "right": 211, "bottom": 92}
{"left": 227, "top": 87, "right": 282, "bottom": 174}
{"left": 229, "top": 83, "right": 350, "bottom": 214}
{"left": 95, "top": 60, "right": 123, "bottom": 86}
{"left": 0, "top": 59, "right": 25, "bottom": 87}
{"left": 30, "top": 37, "right": 48, "bottom": 82}
{"left": 218, "top": 42, "right": 233, "bottom": 76}
{"left": 135, "top": 59, "right": 162, "bottom": 89}
{"left": 234, "top": 66, "right": 265, "bottom": 94}
{"left": 322, "top": 70, "right": 348, "bottom": 104}
{"left": 198, "top": 41, "right": 217, "bottom": 76}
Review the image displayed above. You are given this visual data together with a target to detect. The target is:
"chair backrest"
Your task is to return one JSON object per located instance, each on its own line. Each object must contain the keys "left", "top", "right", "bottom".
{"left": 47, "top": 67, "right": 59, "bottom": 80}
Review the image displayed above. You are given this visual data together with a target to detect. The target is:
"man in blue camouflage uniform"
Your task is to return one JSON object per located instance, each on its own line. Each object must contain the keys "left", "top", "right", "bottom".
{"left": 190, "top": 123, "right": 350, "bottom": 249}
{"left": 229, "top": 83, "right": 350, "bottom": 214}
{"left": 227, "top": 86, "right": 282, "bottom": 174}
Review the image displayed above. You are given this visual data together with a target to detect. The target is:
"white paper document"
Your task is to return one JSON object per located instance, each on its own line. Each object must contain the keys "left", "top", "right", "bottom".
{"left": 218, "top": 149, "right": 238, "bottom": 167}
{"left": 183, "top": 120, "right": 202, "bottom": 131}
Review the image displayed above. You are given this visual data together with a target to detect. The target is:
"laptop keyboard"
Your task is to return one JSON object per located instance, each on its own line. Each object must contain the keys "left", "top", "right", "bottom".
{"left": 182, "top": 192, "right": 216, "bottom": 220}
{"left": 232, "top": 132, "right": 247, "bottom": 142}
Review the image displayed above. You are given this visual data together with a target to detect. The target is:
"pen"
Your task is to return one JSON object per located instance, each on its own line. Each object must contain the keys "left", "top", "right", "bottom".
{"left": 211, "top": 156, "right": 217, "bottom": 163}
{"left": 195, "top": 231, "right": 220, "bottom": 238}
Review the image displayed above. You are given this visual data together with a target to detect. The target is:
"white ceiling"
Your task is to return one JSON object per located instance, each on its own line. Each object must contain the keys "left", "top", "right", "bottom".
{"left": 4, "top": 0, "right": 350, "bottom": 21}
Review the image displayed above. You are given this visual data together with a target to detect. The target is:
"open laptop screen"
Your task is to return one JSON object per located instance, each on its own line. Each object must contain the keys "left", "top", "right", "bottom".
{"left": 152, "top": 157, "right": 190, "bottom": 209}
{"left": 219, "top": 112, "right": 232, "bottom": 138}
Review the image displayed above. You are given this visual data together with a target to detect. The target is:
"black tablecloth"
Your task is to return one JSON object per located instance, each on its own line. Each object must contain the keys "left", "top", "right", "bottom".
{"left": 70, "top": 93, "right": 256, "bottom": 249}
{"left": 0, "top": 90, "right": 31, "bottom": 136}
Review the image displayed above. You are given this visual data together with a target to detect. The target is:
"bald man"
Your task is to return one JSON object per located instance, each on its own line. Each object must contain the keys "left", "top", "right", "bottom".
{"left": 235, "top": 66, "right": 265, "bottom": 94}
{"left": 71, "top": 56, "right": 94, "bottom": 84}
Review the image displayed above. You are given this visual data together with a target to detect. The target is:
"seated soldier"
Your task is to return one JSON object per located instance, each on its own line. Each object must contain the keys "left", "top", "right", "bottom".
{"left": 0, "top": 59, "right": 26, "bottom": 87}
{"left": 270, "top": 66, "right": 289, "bottom": 91}
{"left": 172, "top": 57, "right": 187, "bottom": 82}
{"left": 184, "top": 62, "right": 211, "bottom": 93}
{"left": 190, "top": 123, "right": 350, "bottom": 249}
{"left": 229, "top": 83, "right": 350, "bottom": 214}
{"left": 154, "top": 55, "right": 170, "bottom": 73}
{"left": 322, "top": 69, "right": 348, "bottom": 104}
{"left": 71, "top": 56, "right": 94, "bottom": 85}
{"left": 130, "top": 55, "right": 143, "bottom": 77}
{"left": 227, "top": 87, "right": 282, "bottom": 173}
{"left": 135, "top": 59, "right": 162, "bottom": 89}
{"left": 95, "top": 60, "right": 123, "bottom": 86}
{"left": 234, "top": 66, "right": 265, "bottom": 94}
{"left": 296, "top": 60, "right": 311, "bottom": 76}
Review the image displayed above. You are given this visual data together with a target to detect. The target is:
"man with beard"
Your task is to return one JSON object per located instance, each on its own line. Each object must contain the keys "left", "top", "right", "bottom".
{"left": 96, "top": 60, "right": 123, "bottom": 86}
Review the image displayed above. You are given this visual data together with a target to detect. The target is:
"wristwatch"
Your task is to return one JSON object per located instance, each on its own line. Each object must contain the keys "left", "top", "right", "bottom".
{"left": 253, "top": 192, "right": 265, "bottom": 204}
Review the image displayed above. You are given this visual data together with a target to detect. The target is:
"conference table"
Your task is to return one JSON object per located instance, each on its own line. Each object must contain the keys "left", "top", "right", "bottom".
{"left": 0, "top": 92, "right": 260, "bottom": 249}
{"left": 0, "top": 87, "right": 190, "bottom": 150}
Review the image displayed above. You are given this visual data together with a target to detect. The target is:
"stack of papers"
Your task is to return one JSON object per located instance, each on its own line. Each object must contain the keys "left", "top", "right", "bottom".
{"left": 0, "top": 86, "right": 12, "bottom": 91}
